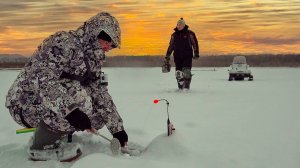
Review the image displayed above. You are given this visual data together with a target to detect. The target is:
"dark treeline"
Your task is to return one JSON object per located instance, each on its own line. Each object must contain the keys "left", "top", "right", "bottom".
{"left": 197, "top": 54, "right": 300, "bottom": 67}
{"left": 105, "top": 54, "right": 300, "bottom": 67}
{"left": 0, "top": 54, "right": 29, "bottom": 68}
{"left": 1, "top": 54, "right": 300, "bottom": 68}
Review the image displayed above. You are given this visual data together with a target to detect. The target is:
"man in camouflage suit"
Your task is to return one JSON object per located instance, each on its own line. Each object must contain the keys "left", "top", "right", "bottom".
{"left": 5, "top": 12, "right": 128, "bottom": 161}
{"left": 165, "top": 18, "right": 199, "bottom": 90}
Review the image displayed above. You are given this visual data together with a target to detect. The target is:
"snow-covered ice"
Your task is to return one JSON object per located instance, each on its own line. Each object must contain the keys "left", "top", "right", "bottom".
{"left": 0, "top": 67, "right": 300, "bottom": 168}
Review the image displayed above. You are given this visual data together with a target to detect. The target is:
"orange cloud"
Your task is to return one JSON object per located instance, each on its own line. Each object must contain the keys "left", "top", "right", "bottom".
{"left": 0, "top": 27, "right": 50, "bottom": 56}
{"left": 1, "top": 0, "right": 300, "bottom": 56}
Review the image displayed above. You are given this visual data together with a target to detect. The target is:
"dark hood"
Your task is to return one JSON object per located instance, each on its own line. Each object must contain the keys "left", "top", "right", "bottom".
{"left": 72, "top": 12, "right": 121, "bottom": 61}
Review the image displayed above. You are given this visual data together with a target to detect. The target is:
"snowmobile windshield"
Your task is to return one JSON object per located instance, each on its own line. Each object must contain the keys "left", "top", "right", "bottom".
{"left": 232, "top": 56, "right": 247, "bottom": 64}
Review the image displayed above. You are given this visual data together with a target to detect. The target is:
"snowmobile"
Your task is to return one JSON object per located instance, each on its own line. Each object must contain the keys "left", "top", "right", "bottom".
{"left": 228, "top": 56, "right": 253, "bottom": 81}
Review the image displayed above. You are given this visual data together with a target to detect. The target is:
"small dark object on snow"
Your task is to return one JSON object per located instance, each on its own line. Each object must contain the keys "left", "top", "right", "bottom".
{"left": 162, "top": 61, "right": 171, "bottom": 73}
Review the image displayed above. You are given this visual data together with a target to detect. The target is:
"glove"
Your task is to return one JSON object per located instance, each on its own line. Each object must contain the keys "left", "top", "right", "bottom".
{"left": 193, "top": 54, "right": 200, "bottom": 60}
{"left": 65, "top": 108, "right": 91, "bottom": 131}
{"left": 113, "top": 130, "right": 128, "bottom": 147}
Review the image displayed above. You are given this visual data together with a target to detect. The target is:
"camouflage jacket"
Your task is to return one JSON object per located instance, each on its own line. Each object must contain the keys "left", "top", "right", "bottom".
{"left": 6, "top": 12, "right": 124, "bottom": 133}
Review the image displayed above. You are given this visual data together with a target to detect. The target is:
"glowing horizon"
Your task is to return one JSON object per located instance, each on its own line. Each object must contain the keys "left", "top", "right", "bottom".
{"left": 0, "top": 0, "right": 300, "bottom": 57}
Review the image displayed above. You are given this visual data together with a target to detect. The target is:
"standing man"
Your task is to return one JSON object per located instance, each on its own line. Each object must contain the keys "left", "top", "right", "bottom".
{"left": 165, "top": 18, "right": 199, "bottom": 90}
{"left": 5, "top": 12, "right": 128, "bottom": 161}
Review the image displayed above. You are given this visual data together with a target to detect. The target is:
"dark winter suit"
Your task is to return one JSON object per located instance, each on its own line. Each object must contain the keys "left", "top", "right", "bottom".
{"left": 166, "top": 25, "right": 199, "bottom": 89}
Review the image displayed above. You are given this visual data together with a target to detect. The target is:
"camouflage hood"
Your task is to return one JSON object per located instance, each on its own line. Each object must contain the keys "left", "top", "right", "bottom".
{"left": 74, "top": 12, "right": 121, "bottom": 60}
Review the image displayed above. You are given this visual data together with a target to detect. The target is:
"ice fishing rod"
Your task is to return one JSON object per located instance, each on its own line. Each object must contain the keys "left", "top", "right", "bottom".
{"left": 16, "top": 127, "right": 121, "bottom": 155}
{"left": 93, "top": 131, "right": 140, "bottom": 156}
{"left": 153, "top": 99, "right": 175, "bottom": 136}
{"left": 16, "top": 127, "right": 36, "bottom": 134}
{"left": 16, "top": 127, "right": 112, "bottom": 142}
{"left": 93, "top": 131, "right": 121, "bottom": 155}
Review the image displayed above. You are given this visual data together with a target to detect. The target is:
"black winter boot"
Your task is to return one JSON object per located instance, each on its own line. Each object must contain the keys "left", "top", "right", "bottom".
{"left": 176, "top": 70, "right": 184, "bottom": 90}
{"left": 28, "top": 121, "right": 82, "bottom": 162}
{"left": 184, "top": 78, "right": 192, "bottom": 89}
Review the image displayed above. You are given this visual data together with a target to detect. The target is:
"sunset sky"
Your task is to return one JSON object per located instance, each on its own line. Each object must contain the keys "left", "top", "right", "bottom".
{"left": 0, "top": 0, "right": 300, "bottom": 56}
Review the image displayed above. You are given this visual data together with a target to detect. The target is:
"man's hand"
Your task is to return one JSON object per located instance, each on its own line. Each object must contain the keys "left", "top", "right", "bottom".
{"left": 65, "top": 108, "right": 92, "bottom": 131}
{"left": 193, "top": 54, "right": 200, "bottom": 60}
{"left": 113, "top": 130, "right": 128, "bottom": 147}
